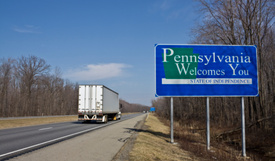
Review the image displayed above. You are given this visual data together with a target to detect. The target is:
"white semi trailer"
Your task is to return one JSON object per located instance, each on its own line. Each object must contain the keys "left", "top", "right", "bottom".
{"left": 78, "top": 85, "right": 121, "bottom": 123}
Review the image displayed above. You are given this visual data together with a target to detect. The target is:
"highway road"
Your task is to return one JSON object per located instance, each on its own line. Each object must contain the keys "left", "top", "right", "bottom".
{"left": 0, "top": 113, "right": 145, "bottom": 160}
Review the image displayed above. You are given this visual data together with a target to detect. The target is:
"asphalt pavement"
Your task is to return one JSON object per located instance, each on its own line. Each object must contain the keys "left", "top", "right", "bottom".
{"left": 0, "top": 113, "right": 146, "bottom": 160}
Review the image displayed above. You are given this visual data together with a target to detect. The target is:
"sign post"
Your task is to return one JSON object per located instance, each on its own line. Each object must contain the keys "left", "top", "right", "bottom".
{"left": 155, "top": 44, "right": 258, "bottom": 155}
{"left": 241, "top": 97, "right": 246, "bottom": 156}
{"left": 170, "top": 97, "right": 174, "bottom": 143}
{"left": 206, "top": 97, "right": 210, "bottom": 150}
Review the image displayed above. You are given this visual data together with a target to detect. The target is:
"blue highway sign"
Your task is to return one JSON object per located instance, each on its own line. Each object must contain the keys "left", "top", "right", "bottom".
{"left": 155, "top": 44, "right": 258, "bottom": 97}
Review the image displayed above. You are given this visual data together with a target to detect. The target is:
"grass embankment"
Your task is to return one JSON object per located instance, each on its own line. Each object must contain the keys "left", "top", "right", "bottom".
{"left": 129, "top": 114, "right": 267, "bottom": 160}
{"left": 0, "top": 116, "right": 77, "bottom": 130}
{"left": 129, "top": 113, "right": 201, "bottom": 161}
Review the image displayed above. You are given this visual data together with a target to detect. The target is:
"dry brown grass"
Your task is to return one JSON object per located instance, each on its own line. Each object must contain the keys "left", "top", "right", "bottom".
{"left": 0, "top": 115, "right": 77, "bottom": 129}
{"left": 0, "top": 113, "right": 135, "bottom": 130}
{"left": 129, "top": 113, "right": 201, "bottom": 161}
{"left": 0, "top": 113, "right": 136, "bottom": 130}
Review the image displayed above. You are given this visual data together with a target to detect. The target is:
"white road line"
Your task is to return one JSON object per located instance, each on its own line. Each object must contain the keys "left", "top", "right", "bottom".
{"left": 0, "top": 122, "right": 116, "bottom": 158}
{"left": 39, "top": 127, "right": 53, "bottom": 131}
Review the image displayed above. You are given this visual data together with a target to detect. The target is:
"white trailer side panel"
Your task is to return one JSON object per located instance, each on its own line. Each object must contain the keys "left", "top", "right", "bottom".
{"left": 102, "top": 87, "right": 119, "bottom": 113}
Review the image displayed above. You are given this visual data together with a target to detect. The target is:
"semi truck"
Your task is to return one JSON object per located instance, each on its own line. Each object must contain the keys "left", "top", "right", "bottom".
{"left": 78, "top": 85, "right": 121, "bottom": 123}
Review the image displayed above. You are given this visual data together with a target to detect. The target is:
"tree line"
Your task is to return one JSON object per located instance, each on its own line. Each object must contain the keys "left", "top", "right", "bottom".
{"left": 0, "top": 56, "right": 78, "bottom": 117}
{"left": 120, "top": 99, "right": 150, "bottom": 113}
{"left": 0, "top": 55, "right": 149, "bottom": 117}
{"left": 153, "top": 0, "right": 274, "bottom": 132}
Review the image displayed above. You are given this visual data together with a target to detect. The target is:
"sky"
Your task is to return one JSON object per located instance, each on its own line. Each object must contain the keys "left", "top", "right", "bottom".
{"left": 0, "top": 0, "right": 202, "bottom": 106}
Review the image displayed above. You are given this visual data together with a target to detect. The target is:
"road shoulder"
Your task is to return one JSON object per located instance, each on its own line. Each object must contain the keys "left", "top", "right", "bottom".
{"left": 9, "top": 114, "right": 147, "bottom": 161}
{"left": 112, "top": 114, "right": 146, "bottom": 161}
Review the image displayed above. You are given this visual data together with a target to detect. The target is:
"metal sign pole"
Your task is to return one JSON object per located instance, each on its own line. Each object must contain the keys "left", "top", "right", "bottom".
{"left": 206, "top": 97, "right": 210, "bottom": 150}
{"left": 170, "top": 97, "right": 174, "bottom": 143}
{"left": 241, "top": 97, "right": 246, "bottom": 157}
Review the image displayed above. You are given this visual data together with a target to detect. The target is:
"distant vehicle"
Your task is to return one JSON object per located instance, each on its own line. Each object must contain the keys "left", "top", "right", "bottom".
{"left": 78, "top": 85, "right": 121, "bottom": 123}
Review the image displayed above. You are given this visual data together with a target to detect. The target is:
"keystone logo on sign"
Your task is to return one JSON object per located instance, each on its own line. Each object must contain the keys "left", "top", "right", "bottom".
{"left": 155, "top": 44, "right": 259, "bottom": 97}
{"left": 162, "top": 48, "right": 199, "bottom": 79}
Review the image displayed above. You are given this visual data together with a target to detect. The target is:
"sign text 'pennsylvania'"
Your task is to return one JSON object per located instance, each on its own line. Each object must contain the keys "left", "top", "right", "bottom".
{"left": 155, "top": 44, "right": 258, "bottom": 97}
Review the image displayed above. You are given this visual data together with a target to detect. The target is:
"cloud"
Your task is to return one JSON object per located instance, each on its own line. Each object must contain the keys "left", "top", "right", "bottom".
{"left": 13, "top": 25, "right": 41, "bottom": 34}
{"left": 65, "top": 63, "right": 131, "bottom": 81}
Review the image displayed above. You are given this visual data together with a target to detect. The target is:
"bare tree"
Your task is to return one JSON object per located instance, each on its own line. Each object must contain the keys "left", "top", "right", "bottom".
{"left": 15, "top": 56, "right": 50, "bottom": 115}
{"left": 0, "top": 58, "right": 15, "bottom": 117}
{"left": 16, "top": 56, "right": 50, "bottom": 96}
{"left": 193, "top": 0, "right": 275, "bottom": 124}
